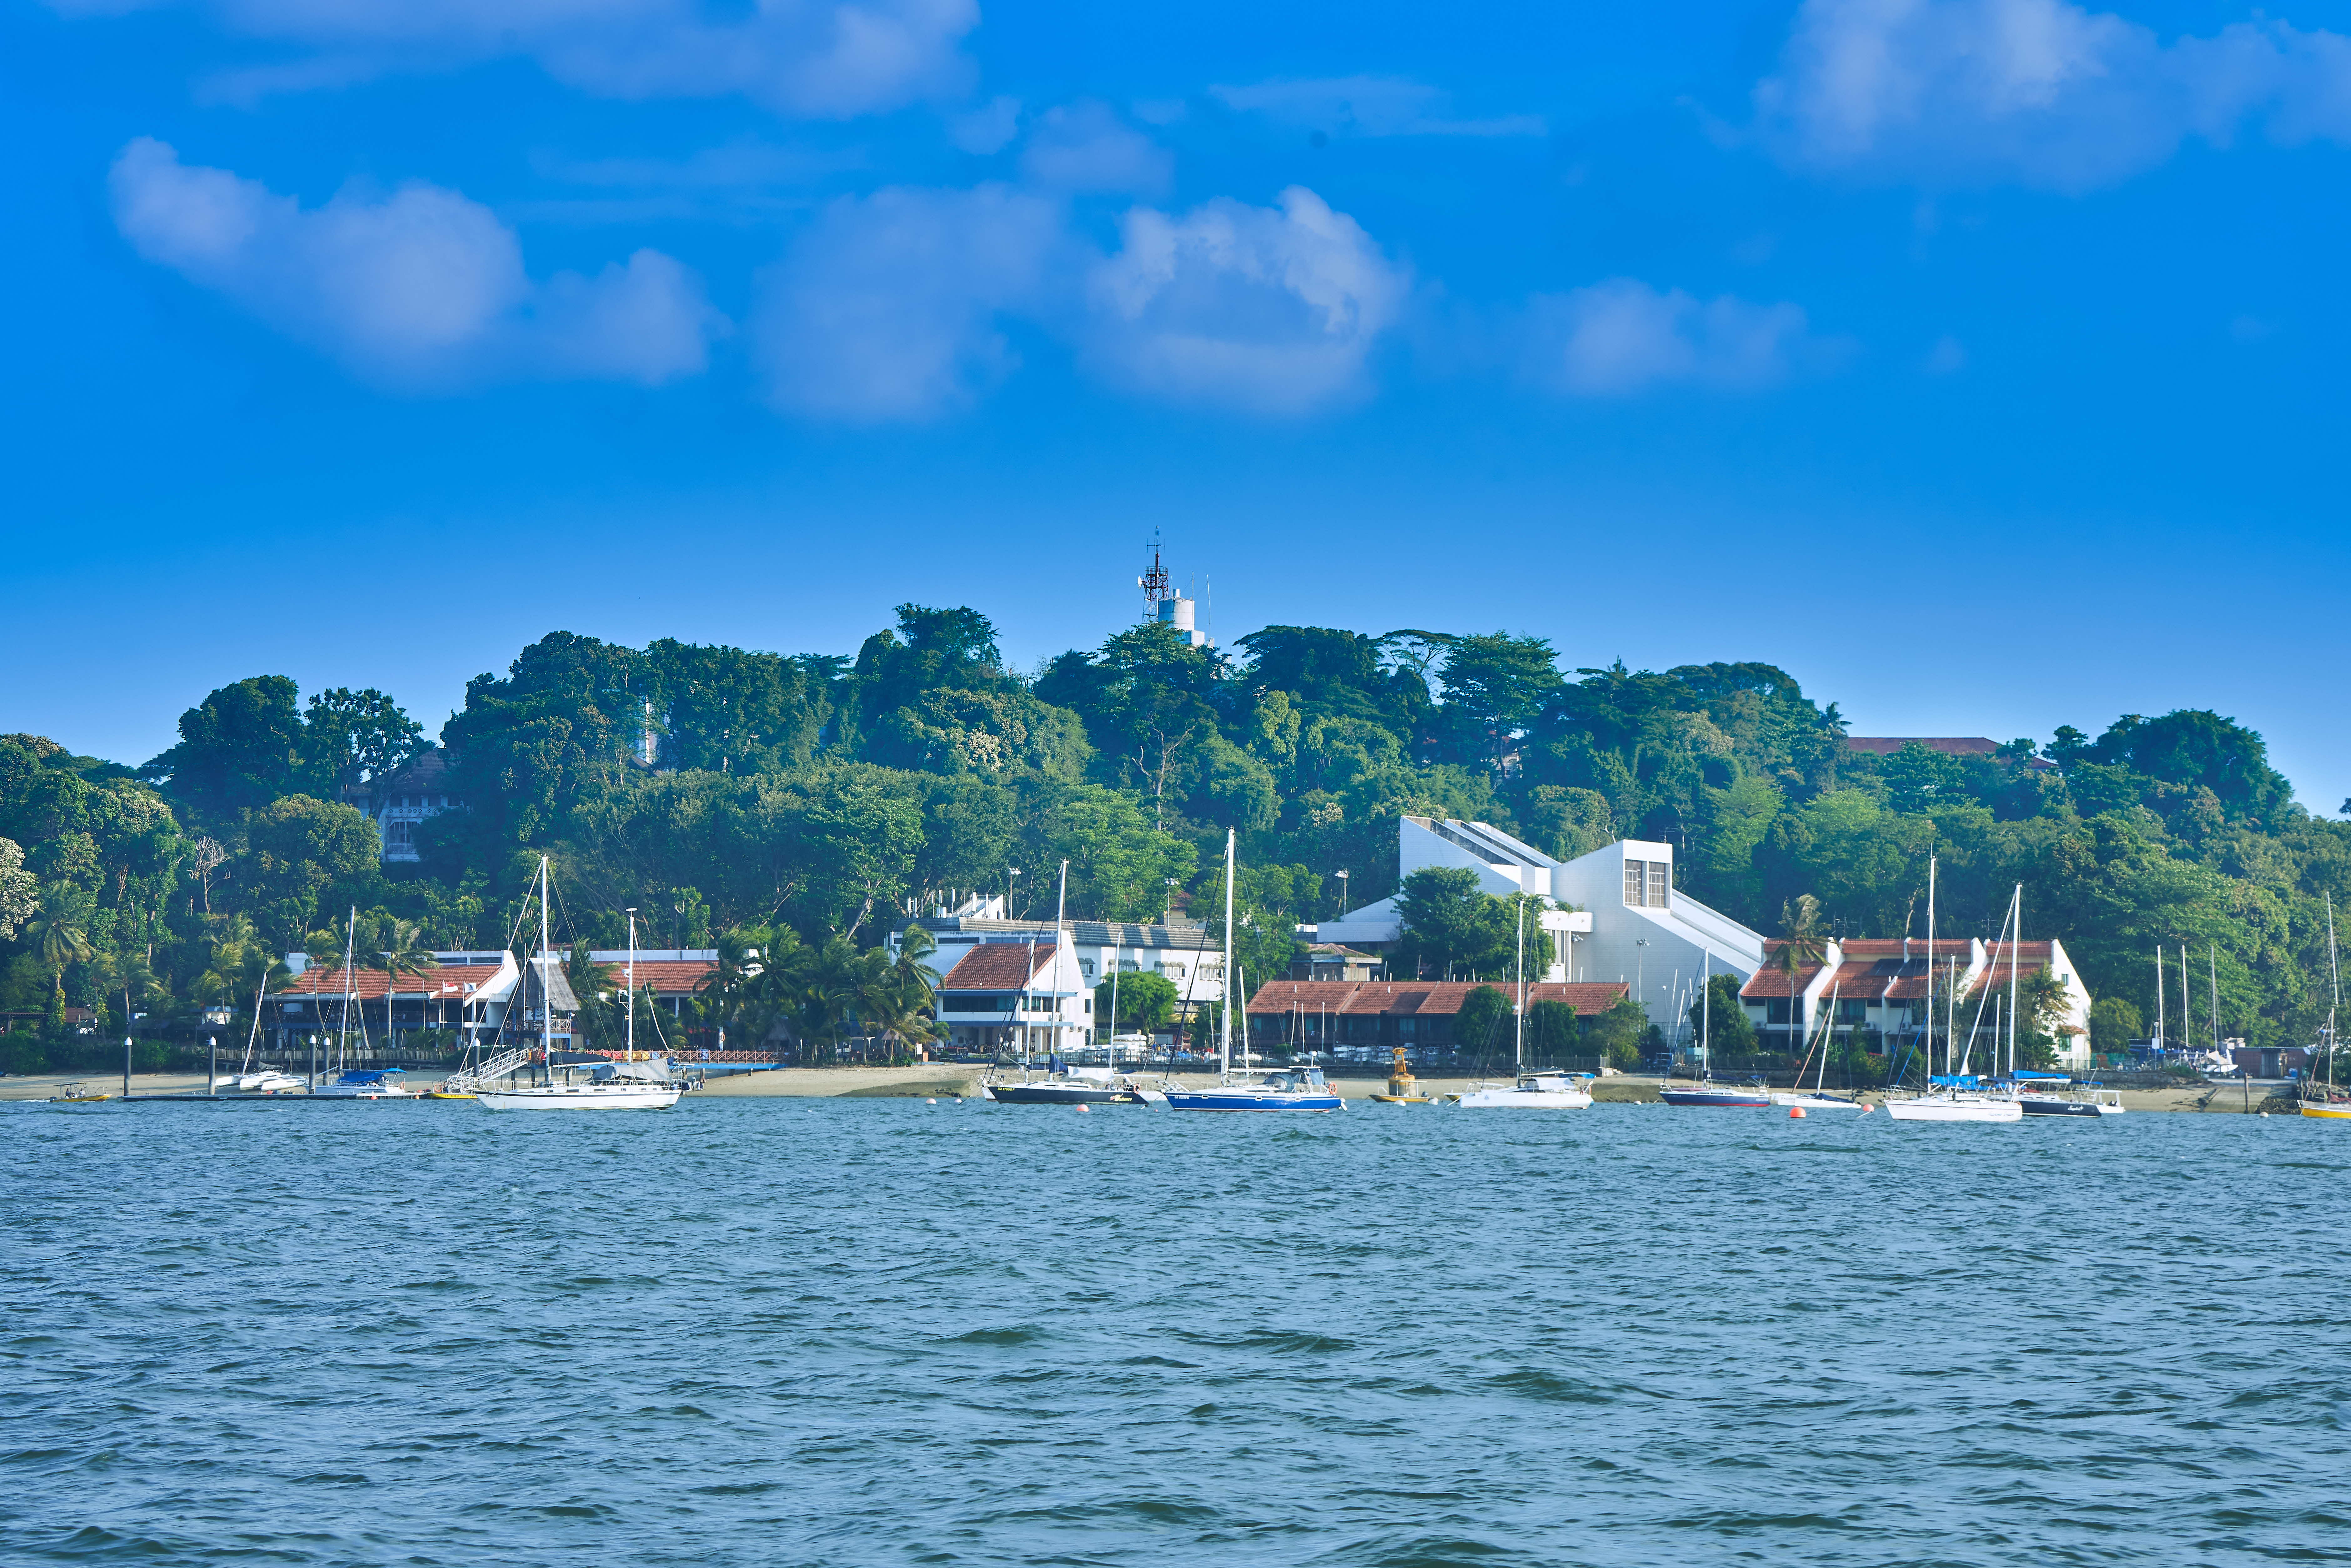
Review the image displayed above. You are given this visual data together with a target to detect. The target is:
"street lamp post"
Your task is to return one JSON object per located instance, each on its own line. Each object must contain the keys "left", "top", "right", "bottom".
{"left": 1334, "top": 869, "right": 1349, "bottom": 919}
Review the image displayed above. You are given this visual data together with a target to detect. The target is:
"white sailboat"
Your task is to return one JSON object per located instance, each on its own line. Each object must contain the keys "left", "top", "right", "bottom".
{"left": 472, "top": 866, "right": 684, "bottom": 1112}
{"left": 1772, "top": 981, "right": 1864, "bottom": 1111}
{"left": 1452, "top": 897, "right": 1592, "bottom": 1109}
{"left": 1886, "top": 857, "right": 2020, "bottom": 1124}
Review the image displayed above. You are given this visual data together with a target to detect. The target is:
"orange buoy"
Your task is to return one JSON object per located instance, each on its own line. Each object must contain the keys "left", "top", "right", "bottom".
{"left": 1789, "top": 1106, "right": 1806, "bottom": 1118}
{"left": 1076, "top": 1103, "right": 1091, "bottom": 1113}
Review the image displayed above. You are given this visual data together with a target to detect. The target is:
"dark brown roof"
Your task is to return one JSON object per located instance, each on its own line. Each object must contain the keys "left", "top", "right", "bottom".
{"left": 938, "top": 942, "right": 1058, "bottom": 991}
{"left": 1246, "top": 980, "right": 1627, "bottom": 1018}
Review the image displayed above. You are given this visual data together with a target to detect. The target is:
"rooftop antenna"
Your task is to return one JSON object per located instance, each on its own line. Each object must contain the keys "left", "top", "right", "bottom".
{"left": 1139, "top": 528, "right": 1172, "bottom": 615}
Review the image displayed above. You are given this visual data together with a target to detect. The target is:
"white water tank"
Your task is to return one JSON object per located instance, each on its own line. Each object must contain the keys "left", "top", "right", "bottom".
{"left": 1158, "top": 596, "right": 1205, "bottom": 647}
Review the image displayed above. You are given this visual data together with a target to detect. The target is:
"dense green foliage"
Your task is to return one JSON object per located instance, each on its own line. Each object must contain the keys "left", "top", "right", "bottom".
{"left": 7, "top": 601, "right": 2351, "bottom": 1071}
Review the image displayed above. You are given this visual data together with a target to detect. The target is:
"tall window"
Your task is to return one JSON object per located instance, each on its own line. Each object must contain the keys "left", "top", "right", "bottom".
{"left": 1646, "top": 861, "right": 1670, "bottom": 908}
{"left": 1624, "top": 859, "right": 1673, "bottom": 907}
{"left": 1623, "top": 862, "right": 1644, "bottom": 905}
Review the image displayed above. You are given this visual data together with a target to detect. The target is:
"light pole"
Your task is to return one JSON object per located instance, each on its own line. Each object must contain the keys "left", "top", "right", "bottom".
{"left": 1333, "top": 869, "right": 1349, "bottom": 919}
{"left": 1006, "top": 866, "right": 1020, "bottom": 921}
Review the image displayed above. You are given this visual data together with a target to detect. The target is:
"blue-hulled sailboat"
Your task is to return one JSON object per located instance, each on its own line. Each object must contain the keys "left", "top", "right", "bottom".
{"left": 1163, "top": 829, "right": 1343, "bottom": 1113}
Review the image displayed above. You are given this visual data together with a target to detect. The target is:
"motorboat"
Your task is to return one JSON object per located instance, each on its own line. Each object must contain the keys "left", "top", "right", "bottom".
{"left": 1451, "top": 1071, "right": 1593, "bottom": 1109}
{"left": 1163, "top": 1064, "right": 1343, "bottom": 1113}
{"left": 313, "top": 1068, "right": 417, "bottom": 1098}
{"left": 46, "top": 1083, "right": 111, "bottom": 1104}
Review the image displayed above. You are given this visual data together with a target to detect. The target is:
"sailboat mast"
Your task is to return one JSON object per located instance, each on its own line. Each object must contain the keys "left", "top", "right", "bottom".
{"left": 2327, "top": 892, "right": 2340, "bottom": 1092}
{"left": 626, "top": 907, "right": 637, "bottom": 1059}
{"left": 1700, "top": 947, "right": 1709, "bottom": 1077}
{"left": 540, "top": 857, "right": 551, "bottom": 1073}
{"left": 2155, "top": 949, "right": 2165, "bottom": 1054}
{"left": 1514, "top": 898, "right": 1526, "bottom": 1075}
{"left": 2208, "top": 942, "right": 2218, "bottom": 1055}
{"left": 1053, "top": 859, "right": 1068, "bottom": 1063}
{"left": 2009, "top": 883, "right": 2021, "bottom": 1078}
{"left": 1926, "top": 855, "right": 1937, "bottom": 1079}
{"left": 339, "top": 906, "right": 357, "bottom": 1074}
{"left": 1219, "top": 828, "right": 1235, "bottom": 1078}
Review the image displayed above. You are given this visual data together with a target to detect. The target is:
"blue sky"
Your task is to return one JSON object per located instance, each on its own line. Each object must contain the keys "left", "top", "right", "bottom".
{"left": 8, "top": 0, "right": 2350, "bottom": 811}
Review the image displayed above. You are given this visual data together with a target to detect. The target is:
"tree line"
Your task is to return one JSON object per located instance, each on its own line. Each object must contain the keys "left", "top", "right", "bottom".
{"left": 5, "top": 601, "right": 2347, "bottom": 1070}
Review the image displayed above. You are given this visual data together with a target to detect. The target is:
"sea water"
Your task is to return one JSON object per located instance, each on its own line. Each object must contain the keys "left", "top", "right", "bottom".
{"left": 3, "top": 1098, "right": 2344, "bottom": 1566}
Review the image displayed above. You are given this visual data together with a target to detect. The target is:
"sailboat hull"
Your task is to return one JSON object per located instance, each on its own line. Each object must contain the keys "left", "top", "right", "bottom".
{"left": 2301, "top": 1100, "right": 2351, "bottom": 1120}
{"left": 1661, "top": 1088, "right": 1773, "bottom": 1108}
{"left": 982, "top": 1082, "right": 1132, "bottom": 1105}
{"left": 1886, "top": 1097, "right": 2022, "bottom": 1123}
{"left": 2017, "top": 1097, "right": 2101, "bottom": 1118}
{"left": 1163, "top": 1089, "right": 1343, "bottom": 1112}
{"left": 473, "top": 1084, "right": 682, "bottom": 1111}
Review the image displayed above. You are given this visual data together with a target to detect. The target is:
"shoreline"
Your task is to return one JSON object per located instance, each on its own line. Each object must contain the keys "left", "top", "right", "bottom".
{"left": 0, "top": 1065, "right": 2303, "bottom": 1112}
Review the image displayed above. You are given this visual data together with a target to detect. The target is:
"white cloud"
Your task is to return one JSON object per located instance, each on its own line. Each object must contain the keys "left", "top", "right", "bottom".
{"left": 752, "top": 183, "right": 1065, "bottom": 420}
{"left": 1756, "top": 0, "right": 2351, "bottom": 189}
{"left": 1083, "top": 186, "right": 1409, "bottom": 414}
{"left": 1210, "top": 76, "right": 1545, "bottom": 138}
{"left": 52, "top": 0, "right": 978, "bottom": 116}
{"left": 1018, "top": 101, "right": 1171, "bottom": 194}
{"left": 109, "top": 137, "right": 722, "bottom": 387}
{"left": 1523, "top": 279, "right": 1828, "bottom": 395}
{"left": 950, "top": 95, "right": 1022, "bottom": 154}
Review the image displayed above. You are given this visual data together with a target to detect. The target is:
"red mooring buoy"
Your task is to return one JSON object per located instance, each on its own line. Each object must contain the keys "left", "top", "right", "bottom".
{"left": 1789, "top": 1106, "right": 1806, "bottom": 1118}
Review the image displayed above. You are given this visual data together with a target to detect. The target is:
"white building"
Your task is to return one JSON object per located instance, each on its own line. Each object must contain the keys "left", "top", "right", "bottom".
{"left": 1314, "top": 817, "right": 1765, "bottom": 1030}
{"left": 930, "top": 939, "right": 1094, "bottom": 1055}
{"left": 1740, "top": 937, "right": 2093, "bottom": 1071}
{"left": 892, "top": 902, "right": 1225, "bottom": 1022}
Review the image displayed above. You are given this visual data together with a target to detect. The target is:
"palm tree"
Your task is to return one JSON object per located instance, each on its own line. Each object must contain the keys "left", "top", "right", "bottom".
{"left": 1775, "top": 894, "right": 1826, "bottom": 1058}
{"left": 375, "top": 918, "right": 439, "bottom": 1047}
{"left": 26, "top": 898, "right": 92, "bottom": 1027}
{"left": 862, "top": 931, "right": 942, "bottom": 1062}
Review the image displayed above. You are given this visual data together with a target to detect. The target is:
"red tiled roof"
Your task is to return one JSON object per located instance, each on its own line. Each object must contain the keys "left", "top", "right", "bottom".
{"left": 590, "top": 959, "right": 716, "bottom": 994}
{"left": 1246, "top": 980, "right": 1628, "bottom": 1018}
{"left": 938, "top": 942, "right": 1058, "bottom": 991}
{"left": 279, "top": 963, "right": 505, "bottom": 1000}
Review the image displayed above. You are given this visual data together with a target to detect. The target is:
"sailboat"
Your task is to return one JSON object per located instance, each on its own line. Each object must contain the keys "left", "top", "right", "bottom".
{"left": 471, "top": 864, "right": 685, "bottom": 1112}
{"left": 2302, "top": 893, "right": 2351, "bottom": 1122}
{"left": 1886, "top": 857, "right": 2020, "bottom": 1124}
{"left": 310, "top": 907, "right": 419, "bottom": 1098}
{"left": 1660, "top": 945, "right": 1771, "bottom": 1106}
{"left": 1163, "top": 830, "right": 1343, "bottom": 1113}
{"left": 982, "top": 861, "right": 1137, "bottom": 1105}
{"left": 1772, "top": 981, "right": 1864, "bottom": 1111}
{"left": 1451, "top": 898, "right": 1591, "bottom": 1108}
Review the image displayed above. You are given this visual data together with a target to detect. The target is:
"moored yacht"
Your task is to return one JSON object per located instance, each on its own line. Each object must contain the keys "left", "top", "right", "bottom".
{"left": 1452, "top": 1071, "right": 1594, "bottom": 1109}
{"left": 1164, "top": 830, "right": 1343, "bottom": 1114}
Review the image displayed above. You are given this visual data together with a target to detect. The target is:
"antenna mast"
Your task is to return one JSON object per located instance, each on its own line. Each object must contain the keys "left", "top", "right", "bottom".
{"left": 1139, "top": 528, "right": 1172, "bottom": 614}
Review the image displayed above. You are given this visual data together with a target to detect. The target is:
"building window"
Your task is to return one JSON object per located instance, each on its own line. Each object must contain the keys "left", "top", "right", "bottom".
{"left": 1765, "top": 998, "right": 1791, "bottom": 1024}
{"left": 1837, "top": 998, "right": 1867, "bottom": 1023}
{"left": 1624, "top": 860, "right": 1671, "bottom": 907}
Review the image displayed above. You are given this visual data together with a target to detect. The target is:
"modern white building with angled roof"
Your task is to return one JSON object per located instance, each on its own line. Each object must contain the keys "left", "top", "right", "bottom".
{"left": 1314, "top": 816, "right": 1765, "bottom": 1030}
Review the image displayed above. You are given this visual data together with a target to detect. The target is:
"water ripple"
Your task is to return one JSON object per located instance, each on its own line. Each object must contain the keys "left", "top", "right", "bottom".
{"left": 1, "top": 1098, "right": 2343, "bottom": 1564}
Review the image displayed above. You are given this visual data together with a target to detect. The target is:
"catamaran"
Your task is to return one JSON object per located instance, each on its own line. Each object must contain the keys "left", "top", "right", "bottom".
{"left": 1451, "top": 899, "right": 1592, "bottom": 1109}
{"left": 1163, "top": 830, "right": 1343, "bottom": 1113}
